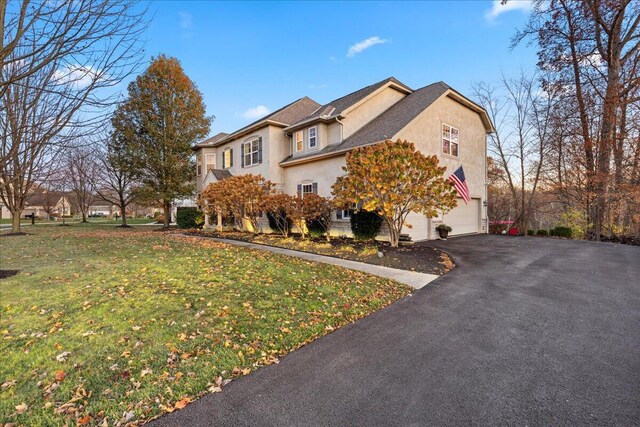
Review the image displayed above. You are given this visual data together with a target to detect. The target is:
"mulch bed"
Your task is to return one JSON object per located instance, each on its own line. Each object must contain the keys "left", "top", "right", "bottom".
{"left": 183, "top": 230, "right": 455, "bottom": 275}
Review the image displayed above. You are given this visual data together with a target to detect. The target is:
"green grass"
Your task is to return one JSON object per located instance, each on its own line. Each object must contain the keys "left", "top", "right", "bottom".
{"left": 0, "top": 224, "right": 409, "bottom": 426}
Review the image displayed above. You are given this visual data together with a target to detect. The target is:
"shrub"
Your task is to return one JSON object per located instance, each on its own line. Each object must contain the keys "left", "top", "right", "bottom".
{"left": 436, "top": 224, "right": 452, "bottom": 232}
{"left": 550, "top": 226, "right": 573, "bottom": 238}
{"left": 306, "top": 219, "right": 326, "bottom": 238}
{"left": 350, "top": 210, "right": 383, "bottom": 240}
{"left": 176, "top": 207, "right": 204, "bottom": 229}
{"left": 527, "top": 229, "right": 535, "bottom": 236}
{"left": 536, "top": 229, "right": 548, "bottom": 236}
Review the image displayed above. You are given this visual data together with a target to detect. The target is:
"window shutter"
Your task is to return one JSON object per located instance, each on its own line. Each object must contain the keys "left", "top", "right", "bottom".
{"left": 230, "top": 149, "right": 233, "bottom": 167}
{"left": 312, "top": 182, "right": 318, "bottom": 194}
{"left": 297, "top": 184, "right": 302, "bottom": 197}
{"left": 336, "top": 209, "right": 342, "bottom": 220}
{"left": 258, "top": 137, "right": 263, "bottom": 164}
{"left": 240, "top": 144, "right": 244, "bottom": 168}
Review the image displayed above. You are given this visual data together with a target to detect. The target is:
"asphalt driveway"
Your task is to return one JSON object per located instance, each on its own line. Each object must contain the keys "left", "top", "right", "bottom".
{"left": 151, "top": 235, "right": 640, "bottom": 426}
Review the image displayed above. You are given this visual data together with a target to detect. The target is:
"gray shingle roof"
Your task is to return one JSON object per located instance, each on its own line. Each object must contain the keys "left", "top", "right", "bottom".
{"left": 212, "top": 97, "right": 321, "bottom": 146}
{"left": 194, "top": 132, "right": 229, "bottom": 148}
{"left": 210, "top": 169, "right": 232, "bottom": 181}
{"left": 288, "top": 77, "right": 413, "bottom": 128}
{"left": 280, "top": 81, "right": 450, "bottom": 165}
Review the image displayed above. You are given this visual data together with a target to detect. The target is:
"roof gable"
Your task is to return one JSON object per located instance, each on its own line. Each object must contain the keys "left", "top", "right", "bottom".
{"left": 286, "top": 77, "right": 412, "bottom": 130}
{"left": 280, "top": 81, "right": 494, "bottom": 166}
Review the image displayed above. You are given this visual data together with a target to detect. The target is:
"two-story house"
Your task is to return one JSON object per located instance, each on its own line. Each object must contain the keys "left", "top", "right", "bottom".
{"left": 194, "top": 77, "right": 494, "bottom": 241}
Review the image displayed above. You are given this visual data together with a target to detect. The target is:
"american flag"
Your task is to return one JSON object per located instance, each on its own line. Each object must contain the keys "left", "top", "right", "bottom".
{"left": 449, "top": 166, "right": 470, "bottom": 204}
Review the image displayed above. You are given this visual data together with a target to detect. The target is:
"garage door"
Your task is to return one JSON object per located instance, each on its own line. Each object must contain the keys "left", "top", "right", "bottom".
{"left": 443, "top": 198, "right": 480, "bottom": 236}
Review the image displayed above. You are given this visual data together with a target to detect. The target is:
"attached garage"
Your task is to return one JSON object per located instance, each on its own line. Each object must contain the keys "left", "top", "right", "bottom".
{"left": 442, "top": 198, "right": 481, "bottom": 236}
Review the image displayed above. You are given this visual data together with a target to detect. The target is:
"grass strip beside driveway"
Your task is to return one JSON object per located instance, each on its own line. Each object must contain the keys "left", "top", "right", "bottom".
{"left": 0, "top": 225, "right": 410, "bottom": 426}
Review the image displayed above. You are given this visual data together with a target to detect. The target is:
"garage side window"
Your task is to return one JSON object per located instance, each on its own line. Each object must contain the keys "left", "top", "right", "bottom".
{"left": 442, "top": 123, "right": 459, "bottom": 157}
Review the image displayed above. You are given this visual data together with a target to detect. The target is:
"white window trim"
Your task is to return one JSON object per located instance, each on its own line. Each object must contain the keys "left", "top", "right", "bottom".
{"left": 301, "top": 183, "right": 314, "bottom": 197}
{"left": 295, "top": 131, "right": 304, "bottom": 152}
{"left": 442, "top": 123, "right": 460, "bottom": 157}
{"left": 223, "top": 147, "right": 232, "bottom": 169}
{"left": 243, "top": 137, "right": 260, "bottom": 167}
{"left": 196, "top": 153, "right": 202, "bottom": 176}
{"left": 205, "top": 153, "right": 216, "bottom": 173}
{"left": 308, "top": 126, "right": 317, "bottom": 149}
{"left": 340, "top": 209, "right": 351, "bottom": 219}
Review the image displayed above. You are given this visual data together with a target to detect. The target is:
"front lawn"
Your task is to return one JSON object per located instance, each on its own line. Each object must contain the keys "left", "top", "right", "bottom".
{"left": 0, "top": 225, "right": 409, "bottom": 426}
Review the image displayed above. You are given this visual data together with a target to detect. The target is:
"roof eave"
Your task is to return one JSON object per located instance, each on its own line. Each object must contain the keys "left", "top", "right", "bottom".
{"left": 444, "top": 89, "right": 496, "bottom": 133}
{"left": 283, "top": 115, "right": 342, "bottom": 133}
{"left": 213, "top": 120, "right": 289, "bottom": 147}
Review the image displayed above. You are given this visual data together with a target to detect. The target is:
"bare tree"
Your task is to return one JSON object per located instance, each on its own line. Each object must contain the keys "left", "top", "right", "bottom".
{"left": 96, "top": 131, "right": 139, "bottom": 227}
{"left": 473, "top": 73, "right": 556, "bottom": 232}
{"left": 66, "top": 146, "right": 100, "bottom": 223}
{"left": 513, "top": 0, "right": 640, "bottom": 238}
{"left": 0, "top": 0, "right": 147, "bottom": 232}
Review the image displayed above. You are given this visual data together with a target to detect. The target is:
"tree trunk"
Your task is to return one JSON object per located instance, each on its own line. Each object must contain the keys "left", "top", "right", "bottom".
{"left": 120, "top": 205, "right": 128, "bottom": 227}
{"left": 387, "top": 220, "right": 399, "bottom": 248}
{"left": 11, "top": 210, "right": 21, "bottom": 233}
{"left": 163, "top": 202, "right": 171, "bottom": 228}
{"left": 216, "top": 209, "right": 222, "bottom": 232}
{"left": 82, "top": 210, "right": 88, "bottom": 223}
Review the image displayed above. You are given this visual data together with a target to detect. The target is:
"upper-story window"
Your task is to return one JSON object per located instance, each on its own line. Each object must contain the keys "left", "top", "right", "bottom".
{"left": 295, "top": 131, "right": 303, "bottom": 152}
{"left": 242, "top": 137, "right": 262, "bottom": 167}
{"left": 442, "top": 123, "right": 459, "bottom": 157}
{"left": 308, "top": 126, "right": 317, "bottom": 149}
{"left": 205, "top": 154, "right": 216, "bottom": 173}
{"left": 222, "top": 147, "right": 233, "bottom": 169}
{"left": 196, "top": 153, "right": 202, "bottom": 176}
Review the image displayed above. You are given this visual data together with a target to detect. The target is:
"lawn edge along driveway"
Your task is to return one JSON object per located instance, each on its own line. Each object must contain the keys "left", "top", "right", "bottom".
{"left": 180, "top": 234, "right": 438, "bottom": 290}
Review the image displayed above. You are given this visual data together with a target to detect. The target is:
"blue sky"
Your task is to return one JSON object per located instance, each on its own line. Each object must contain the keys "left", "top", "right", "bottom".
{"left": 141, "top": 0, "right": 536, "bottom": 136}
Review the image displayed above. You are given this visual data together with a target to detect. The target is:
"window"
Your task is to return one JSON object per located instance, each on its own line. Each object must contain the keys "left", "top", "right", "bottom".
{"left": 243, "top": 137, "right": 261, "bottom": 167}
{"left": 302, "top": 183, "right": 314, "bottom": 195}
{"left": 442, "top": 123, "right": 459, "bottom": 157}
{"left": 196, "top": 153, "right": 202, "bottom": 176}
{"left": 308, "top": 126, "right": 317, "bottom": 149}
{"left": 298, "top": 182, "right": 317, "bottom": 197}
{"left": 338, "top": 209, "right": 351, "bottom": 219}
{"left": 222, "top": 148, "right": 233, "bottom": 169}
{"left": 205, "top": 154, "right": 216, "bottom": 173}
{"left": 295, "top": 131, "right": 303, "bottom": 152}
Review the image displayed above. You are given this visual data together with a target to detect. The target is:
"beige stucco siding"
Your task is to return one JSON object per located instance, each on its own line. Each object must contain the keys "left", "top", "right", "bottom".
{"left": 282, "top": 155, "right": 346, "bottom": 197}
{"left": 341, "top": 87, "right": 406, "bottom": 139}
{"left": 393, "top": 93, "right": 488, "bottom": 232}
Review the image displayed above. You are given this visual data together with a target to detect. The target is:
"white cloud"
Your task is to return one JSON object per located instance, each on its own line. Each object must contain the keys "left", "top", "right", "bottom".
{"left": 239, "top": 105, "right": 270, "bottom": 120}
{"left": 346, "top": 36, "right": 389, "bottom": 58}
{"left": 54, "top": 65, "right": 100, "bottom": 89}
{"left": 485, "top": 0, "right": 533, "bottom": 21}
{"left": 178, "top": 11, "right": 193, "bottom": 29}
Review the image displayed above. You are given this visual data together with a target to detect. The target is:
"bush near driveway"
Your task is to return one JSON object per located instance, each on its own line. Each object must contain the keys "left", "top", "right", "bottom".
{"left": 0, "top": 225, "right": 409, "bottom": 426}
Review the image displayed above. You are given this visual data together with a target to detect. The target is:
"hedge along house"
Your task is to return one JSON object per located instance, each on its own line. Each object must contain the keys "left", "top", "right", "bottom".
{"left": 193, "top": 77, "right": 494, "bottom": 241}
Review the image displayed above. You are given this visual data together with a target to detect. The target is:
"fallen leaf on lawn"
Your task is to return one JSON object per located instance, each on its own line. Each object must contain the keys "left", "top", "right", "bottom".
{"left": 140, "top": 368, "right": 153, "bottom": 377}
{"left": 208, "top": 386, "right": 222, "bottom": 393}
{"left": 54, "top": 370, "right": 66, "bottom": 382}
{"left": 174, "top": 398, "right": 190, "bottom": 409}
{"left": 1, "top": 380, "right": 16, "bottom": 389}
{"left": 15, "top": 403, "right": 28, "bottom": 414}
{"left": 78, "top": 414, "right": 91, "bottom": 425}
{"left": 56, "top": 351, "right": 70, "bottom": 362}
{"left": 131, "top": 326, "right": 141, "bottom": 331}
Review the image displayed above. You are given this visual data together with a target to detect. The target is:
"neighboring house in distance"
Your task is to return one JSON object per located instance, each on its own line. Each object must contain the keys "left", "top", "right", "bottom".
{"left": 88, "top": 197, "right": 115, "bottom": 217}
{"left": 193, "top": 77, "right": 494, "bottom": 241}
{"left": 22, "top": 192, "right": 72, "bottom": 219}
